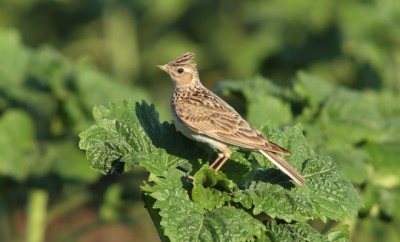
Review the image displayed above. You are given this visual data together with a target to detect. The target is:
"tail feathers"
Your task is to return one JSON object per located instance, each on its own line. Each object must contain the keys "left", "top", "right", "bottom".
{"left": 266, "top": 141, "right": 291, "bottom": 156}
{"left": 259, "top": 150, "right": 305, "bottom": 186}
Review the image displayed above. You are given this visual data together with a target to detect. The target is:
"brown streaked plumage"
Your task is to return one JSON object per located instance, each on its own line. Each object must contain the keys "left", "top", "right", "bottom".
{"left": 157, "top": 52, "right": 304, "bottom": 185}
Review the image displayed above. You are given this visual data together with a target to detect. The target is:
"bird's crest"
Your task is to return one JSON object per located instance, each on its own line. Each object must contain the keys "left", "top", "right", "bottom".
{"left": 168, "top": 52, "right": 196, "bottom": 67}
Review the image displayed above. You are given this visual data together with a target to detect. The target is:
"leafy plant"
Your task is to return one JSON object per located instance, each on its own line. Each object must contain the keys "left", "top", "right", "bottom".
{"left": 216, "top": 74, "right": 400, "bottom": 241}
{"left": 0, "top": 28, "right": 153, "bottom": 241}
{"left": 79, "top": 99, "right": 362, "bottom": 241}
{"left": 2, "top": 0, "right": 400, "bottom": 240}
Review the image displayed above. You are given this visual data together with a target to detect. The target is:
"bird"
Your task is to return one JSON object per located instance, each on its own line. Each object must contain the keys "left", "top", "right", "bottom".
{"left": 157, "top": 52, "right": 304, "bottom": 185}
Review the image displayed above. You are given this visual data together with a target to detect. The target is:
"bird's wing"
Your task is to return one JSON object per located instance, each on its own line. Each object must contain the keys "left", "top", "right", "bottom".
{"left": 174, "top": 94, "right": 290, "bottom": 155}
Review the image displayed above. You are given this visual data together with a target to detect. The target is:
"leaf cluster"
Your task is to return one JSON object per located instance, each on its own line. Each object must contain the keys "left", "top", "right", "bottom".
{"left": 0, "top": 29, "right": 149, "bottom": 182}
{"left": 216, "top": 74, "right": 400, "bottom": 241}
{"left": 2, "top": 0, "right": 399, "bottom": 93}
{"left": 2, "top": 0, "right": 400, "bottom": 239}
{"left": 0, "top": 29, "right": 153, "bottom": 241}
{"left": 80, "top": 100, "right": 362, "bottom": 241}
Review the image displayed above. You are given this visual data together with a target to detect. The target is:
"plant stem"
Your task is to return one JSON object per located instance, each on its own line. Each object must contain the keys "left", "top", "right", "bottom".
{"left": 26, "top": 189, "right": 48, "bottom": 242}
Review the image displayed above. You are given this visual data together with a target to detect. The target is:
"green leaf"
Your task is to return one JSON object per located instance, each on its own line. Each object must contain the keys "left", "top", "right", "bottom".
{"left": 323, "top": 148, "right": 369, "bottom": 184}
{"left": 292, "top": 72, "right": 337, "bottom": 113}
{"left": 28, "top": 46, "right": 71, "bottom": 99}
{"left": 192, "top": 167, "right": 236, "bottom": 210}
{"left": 79, "top": 100, "right": 192, "bottom": 175}
{"left": 323, "top": 225, "right": 350, "bottom": 242}
{"left": 377, "top": 187, "right": 400, "bottom": 219}
{"left": 317, "top": 89, "right": 382, "bottom": 144}
{"left": 74, "top": 62, "right": 150, "bottom": 111}
{"left": 131, "top": 148, "right": 187, "bottom": 177}
{"left": 147, "top": 169, "right": 266, "bottom": 241}
{"left": 365, "top": 140, "right": 400, "bottom": 184}
{"left": 218, "top": 150, "right": 253, "bottom": 185}
{"left": 236, "top": 123, "right": 363, "bottom": 222}
{"left": 241, "top": 180, "right": 314, "bottom": 221}
{"left": 253, "top": 123, "right": 311, "bottom": 174}
{"left": 134, "top": 101, "right": 198, "bottom": 160}
{"left": 353, "top": 216, "right": 400, "bottom": 242}
{"left": 79, "top": 99, "right": 363, "bottom": 240}
{"left": 303, "top": 156, "right": 363, "bottom": 222}
{"left": 79, "top": 100, "right": 152, "bottom": 174}
{"left": 293, "top": 76, "right": 398, "bottom": 153}
{"left": 46, "top": 141, "right": 100, "bottom": 182}
{"left": 0, "top": 29, "right": 30, "bottom": 88}
{"left": 0, "top": 110, "right": 38, "bottom": 181}
{"left": 293, "top": 73, "right": 383, "bottom": 145}
{"left": 266, "top": 221, "right": 324, "bottom": 242}
{"left": 79, "top": 124, "right": 131, "bottom": 174}
{"left": 216, "top": 77, "right": 292, "bottom": 126}
{"left": 266, "top": 221, "right": 350, "bottom": 242}
{"left": 248, "top": 95, "right": 292, "bottom": 127}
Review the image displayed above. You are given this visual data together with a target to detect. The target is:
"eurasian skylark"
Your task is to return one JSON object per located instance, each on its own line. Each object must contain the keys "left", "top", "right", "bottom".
{"left": 157, "top": 52, "right": 304, "bottom": 185}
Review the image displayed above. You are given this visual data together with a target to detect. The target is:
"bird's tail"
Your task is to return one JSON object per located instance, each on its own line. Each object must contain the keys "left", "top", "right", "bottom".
{"left": 259, "top": 150, "right": 305, "bottom": 186}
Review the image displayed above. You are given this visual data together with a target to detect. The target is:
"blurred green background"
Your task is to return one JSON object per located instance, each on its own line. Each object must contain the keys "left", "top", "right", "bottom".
{"left": 0, "top": 0, "right": 399, "bottom": 241}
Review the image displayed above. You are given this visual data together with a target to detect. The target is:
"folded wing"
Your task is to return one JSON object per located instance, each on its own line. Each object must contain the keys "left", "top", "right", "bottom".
{"left": 174, "top": 96, "right": 289, "bottom": 155}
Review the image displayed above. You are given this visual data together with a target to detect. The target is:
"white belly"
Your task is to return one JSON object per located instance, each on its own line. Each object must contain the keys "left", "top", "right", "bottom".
{"left": 173, "top": 114, "right": 228, "bottom": 151}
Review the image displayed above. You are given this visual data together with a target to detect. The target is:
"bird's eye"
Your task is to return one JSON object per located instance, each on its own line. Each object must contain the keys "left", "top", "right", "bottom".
{"left": 177, "top": 68, "right": 184, "bottom": 74}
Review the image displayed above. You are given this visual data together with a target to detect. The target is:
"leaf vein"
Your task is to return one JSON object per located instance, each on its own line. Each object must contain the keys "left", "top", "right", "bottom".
{"left": 195, "top": 214, "right": 205, "bottom": 242}
{"left": 304, "top": 168, "right": 334, "bottom": 177}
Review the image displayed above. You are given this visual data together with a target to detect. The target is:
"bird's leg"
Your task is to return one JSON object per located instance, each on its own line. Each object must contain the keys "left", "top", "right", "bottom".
{"left": 215, "top": 156, "right": 229, "bottom": 171}
{"left": 210, "top": 153, "right": 224, "bottom": 168}
{"left": 214, "top": 147, "right": 232, "bottom": 171}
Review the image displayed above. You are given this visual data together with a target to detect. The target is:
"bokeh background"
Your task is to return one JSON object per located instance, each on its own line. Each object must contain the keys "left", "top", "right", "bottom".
{"left": 1, "top": 0, "right": 399, "bottom": 241}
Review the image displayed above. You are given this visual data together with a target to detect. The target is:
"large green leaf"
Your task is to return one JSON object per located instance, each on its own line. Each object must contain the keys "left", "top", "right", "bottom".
{"left": 233, "top": 123, "right": 363, "bottom": 222}
{"left": 0, "top": 110, "right": 38, "bottom": 181}
{"left": 216, "top": 77, "right": 292, "bottom": 126}
{"left": 364, "top": 139, "right": 400, "bottom": 183}
{"left": 302, "top": 156, "right": 362, "bottom": 222}
{"left": 192, "top": 167, "right": 238, "bottom": 210}
{"left": 80, "top": 100, "right": 363, "bottom": 240}
{"left": 74, "top": 63, "right": 150, "bottom": 112}
{"left": 144, "top": 169, "right": 266, "bottom": 241}
{"left": 0, "top": 29, "right": 30, "bottom": 88}
{"left": 266, "top": 221, "right": 350, "bottom": 242}
{"left": 79, "top": 100, "right": 192, "bottom": 175}
{"left": 46, "top": 141, "right": 100, "bottom": 182}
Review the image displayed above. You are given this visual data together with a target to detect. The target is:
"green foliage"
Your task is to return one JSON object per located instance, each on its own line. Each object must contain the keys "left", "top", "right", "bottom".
{"left": 0, "top": 28, "right": 152, "bottom": 241}
{"left": 216, "top": 78, "right": 293, "bottom": 127}
{"left": 2, "top": 0, "right": 400, "bottom": 240}
{"left": 0, "top": 110, "right": 37, "bottom": 180}
{"left": 144, "top": 169, "right": 266, "bottom": 241}
{"left": 79, "top": 99, "right": 362, "bottom": 241}
{"left": 218, "top": 74, "right": 400, "bottom": 241}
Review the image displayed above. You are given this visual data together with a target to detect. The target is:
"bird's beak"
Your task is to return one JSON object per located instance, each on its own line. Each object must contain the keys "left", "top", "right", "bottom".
{"left": 156, "top": 64, "right": 169, "bottom": 73}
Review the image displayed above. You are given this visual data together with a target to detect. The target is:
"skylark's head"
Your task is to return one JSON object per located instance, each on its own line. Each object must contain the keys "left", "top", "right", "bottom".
{"left": 157, "top": 52, "right": 200, "bottom": 87}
